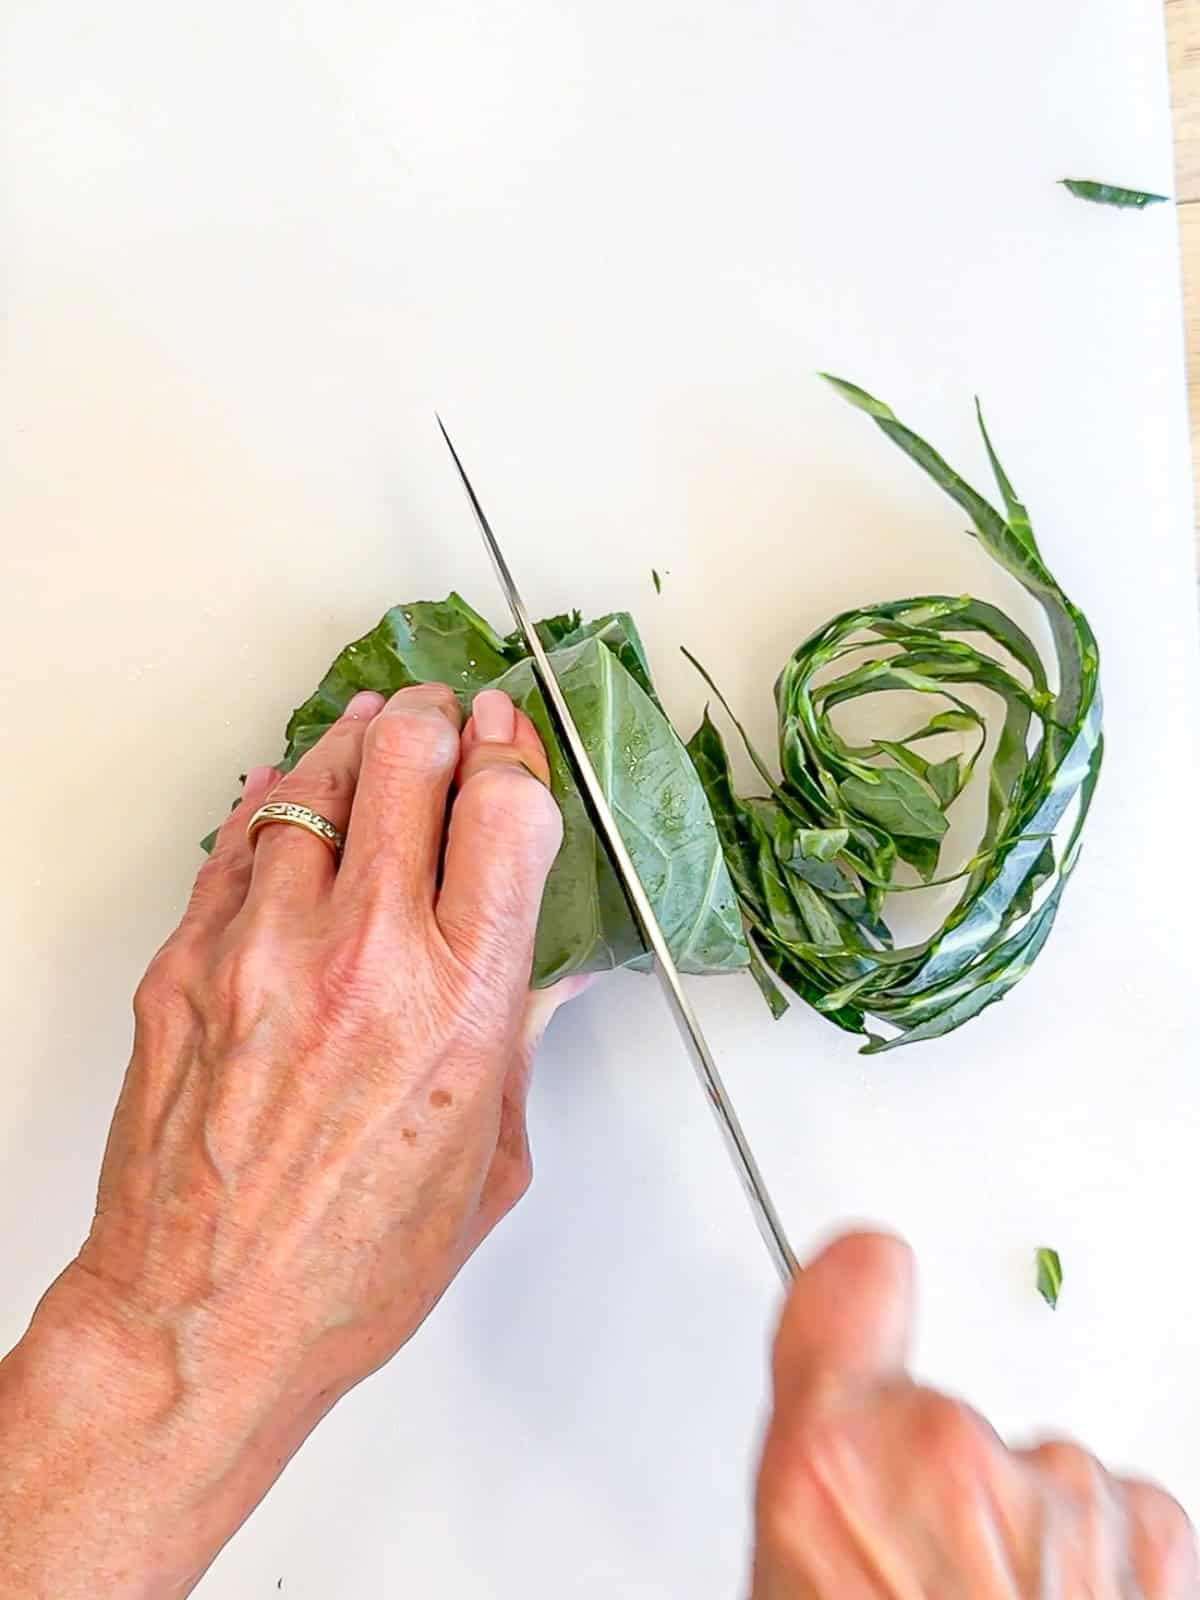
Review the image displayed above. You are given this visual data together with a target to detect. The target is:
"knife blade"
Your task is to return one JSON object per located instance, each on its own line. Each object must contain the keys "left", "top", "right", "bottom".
{"left": 437, "top": 417, "right": 798, "bottom": 1283}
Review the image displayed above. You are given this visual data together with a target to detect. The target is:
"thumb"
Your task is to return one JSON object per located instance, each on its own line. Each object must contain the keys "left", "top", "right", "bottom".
{"left": 772, "top": 1231, "right": 916, "bottom": 1410}
{"left": 523, "top": 972, "right": 597, "bottom": 1049}
{"left": 436, "top": 691, "right": 563, "bottom": 979}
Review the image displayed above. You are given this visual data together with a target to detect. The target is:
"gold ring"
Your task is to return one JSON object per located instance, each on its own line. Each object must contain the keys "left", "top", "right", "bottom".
{"left": 246, "top": 802, "right": 346, "bottom": 861}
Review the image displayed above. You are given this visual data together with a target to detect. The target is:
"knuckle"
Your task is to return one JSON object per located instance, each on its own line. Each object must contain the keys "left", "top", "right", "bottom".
{"left": 915, "top": 1394, "right": 988, "bottom": 1471}
{"left": 133, "top": 946, "right": 185, "bottom": 1023}
{"left": 1032, "top": 1439, "right": 1100, "bottom": 1493}
{"left": 460, "top": 765, "right": 563, "bottom": 844}
{"left": 317, "top": 933, "right": 390, "bottom": 1023}
{"left": 444, "top": 906, "right": 522, "bottom": 981}
{"left": 494, "top": 1154, "right": 533, "bottom": 1216}
{"left": 365, "top": 707, "right": 459, "bottom": 776}
{"left": 214, "top": 805, "right": 250, "bottom": 844}
{"left": 1129, "top": 1481, "right": 1198, "bottom": 1566}
{"left": 192, "top": 844, "right": 244, "bottom": 899}
{"left": 394, "top": 681, "right": 461, "bottom": 717}
{"left": 276, "top": 760, "right": 354, "bottom": 805}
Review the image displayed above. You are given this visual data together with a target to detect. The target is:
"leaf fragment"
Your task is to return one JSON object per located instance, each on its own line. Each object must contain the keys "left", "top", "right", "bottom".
{"left": 1036, "top": 1248, "right": 1063, "bottom": 1309}
{"left": 1060, "top": 178, "right": 1168, "bottom": 209}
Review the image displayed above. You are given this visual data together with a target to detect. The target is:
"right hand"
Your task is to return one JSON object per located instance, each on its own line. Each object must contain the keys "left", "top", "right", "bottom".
{"left": 753, "top": 1233, "right": 1198, "bottom": 1598}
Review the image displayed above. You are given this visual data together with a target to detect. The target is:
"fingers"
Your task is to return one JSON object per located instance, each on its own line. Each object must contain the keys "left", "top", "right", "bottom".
{"left": 1017, "top": 1447, "right": 1199, "bottom": 1600}
{"left": 1123, "top": 1479, "right": 1200, "bottom": 1598}
{"left": 1020, "top": 1441, "right": 1133, "bottom": 1597}
{"left": 772, "top": 1232, "right": 915, "bottom": 1410}
{"left": 336, "top": 683, "right": 463, "bottom": 915}
{"left": 247, "top": 690, "right": 385, "bottom": 913}
{"left": 437, "top": 691, "right": 563, "bottom": 984}
{"left": 182, "top": 764, "right": 280, "bottom": 938}
{"left": 523, "top": 972, "right": 597, "bottom": 1053}
{"left": 458, "top": 689, "right": 552, "bottom": 788}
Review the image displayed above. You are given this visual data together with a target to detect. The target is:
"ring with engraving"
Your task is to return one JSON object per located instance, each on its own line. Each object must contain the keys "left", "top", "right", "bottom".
{"left": 246, "top": 801, "right": 346, "bottom": 862}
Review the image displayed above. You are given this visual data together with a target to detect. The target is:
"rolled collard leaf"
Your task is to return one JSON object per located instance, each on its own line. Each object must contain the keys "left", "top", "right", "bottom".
{"left": 207, "top": 596, "right": 748, "bottom": 987}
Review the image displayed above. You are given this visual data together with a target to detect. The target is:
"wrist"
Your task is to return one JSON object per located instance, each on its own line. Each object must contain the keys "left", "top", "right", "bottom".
{"left": 1, "top": 1264, "right": 332, "bottom": 1598}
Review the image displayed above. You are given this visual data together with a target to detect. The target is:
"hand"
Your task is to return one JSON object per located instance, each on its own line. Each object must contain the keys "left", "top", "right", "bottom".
{"left": 2, "top": 684, "right": 568, "bottom": 1596}
{"left": 753, "top": 1233, "right": 1198, "bottom": 1598}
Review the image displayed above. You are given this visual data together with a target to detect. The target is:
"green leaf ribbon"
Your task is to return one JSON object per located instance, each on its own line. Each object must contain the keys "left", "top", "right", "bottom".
{"left": 685, "top": 381, "right": 1103, "bottom": 1053}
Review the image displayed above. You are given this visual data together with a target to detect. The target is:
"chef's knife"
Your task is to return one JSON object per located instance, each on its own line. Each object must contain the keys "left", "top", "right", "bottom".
{"left": 438, "top": 418, "right": 798, "bottom": 1284}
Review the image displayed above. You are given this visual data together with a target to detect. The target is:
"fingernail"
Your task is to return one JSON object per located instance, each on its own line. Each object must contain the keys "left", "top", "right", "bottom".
{"left": 245, "top": 764, "right": 277, "bottom": 789}
{"left": 345, "top": 690, "right": 386, "bottom": 719}
{"left": 383, "top": 683, "right": 463, "bottom": 727}
{"left": 473, "top": 690, "right": 516, "bottom": 744}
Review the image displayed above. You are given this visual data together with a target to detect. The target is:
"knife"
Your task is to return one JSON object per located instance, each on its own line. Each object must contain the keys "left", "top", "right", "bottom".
{"left": 437, "top": 418, "right": 798, "bottom": 1284}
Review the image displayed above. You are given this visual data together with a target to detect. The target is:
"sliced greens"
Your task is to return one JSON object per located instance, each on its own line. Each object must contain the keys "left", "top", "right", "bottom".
{"left": 686, "top": 380, "right": 1102, "bottom": 1053}
{"left": 1060, "top": 178, "right": 1168, "bottom": 209}
{"left": 1036, "top": 1248, "right": 1064, "bottom": 1309}
{"left": 203, "top": 380, "right": 1100, "bottom": 1052}
{"left": 206, "top": 596, "right": 748, "bottom": 989}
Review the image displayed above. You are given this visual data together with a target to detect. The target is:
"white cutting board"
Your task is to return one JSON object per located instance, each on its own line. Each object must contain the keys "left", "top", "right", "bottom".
{"left": 3, "top": 1, "right": 1199, "bottom": 1593}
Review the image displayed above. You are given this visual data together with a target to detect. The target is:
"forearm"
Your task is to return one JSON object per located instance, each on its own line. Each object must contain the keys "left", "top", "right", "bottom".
{"left": 0, "top": 1267, "right": 330, "bottom": 1599}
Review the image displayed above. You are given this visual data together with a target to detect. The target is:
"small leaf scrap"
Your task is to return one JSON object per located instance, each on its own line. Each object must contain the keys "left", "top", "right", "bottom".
{"left": 652, "top": 568, "right": 663, "bottom": 594}
{"left": 1060, "top": 178, "right": 1168, "bottom": 210}
{"left": 1036, "top": 1248, "right": 1063, "bottom": 1309}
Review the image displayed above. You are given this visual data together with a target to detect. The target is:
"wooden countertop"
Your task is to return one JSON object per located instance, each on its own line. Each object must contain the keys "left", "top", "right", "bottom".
{"left": 1167, "top": 0, "right": 1200, "bottom": 531}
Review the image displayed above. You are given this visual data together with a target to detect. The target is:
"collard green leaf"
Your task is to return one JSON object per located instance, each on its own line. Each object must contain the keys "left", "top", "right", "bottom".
{"left": 207, "top": 600, "right": 748, "bottom": 989}
{"left": 491, "top": 636, "right": 747, "bottom": 984}
{"left": 927, "top": 756, "right": 961, "bottom": 808}
{"left": 795, "top": 827, "right": 850, "bottom": 862}
{"left": 553, "top": 611, "right": 660, "bottom": 705}
{"left": 1060, "top": 178, "right": 1168, "bottom": 210}
{"left": 1036, "top": 1248, "right": 1064, "bottom": 1309}
{"left": 839, "top": 770, "right": 949, "bottom": 842}
{"left": 529, "top": 610, "right": 583, "bottom": 649}
{"left": 283, "top": 593, "right": 512, "bottom": 769}
{"left": 686, "top": 382, "right": 1102, "bottom": 1052}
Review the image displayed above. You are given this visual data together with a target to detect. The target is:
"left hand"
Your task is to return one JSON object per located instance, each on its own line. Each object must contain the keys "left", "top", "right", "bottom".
{"left": 1, "top": 684, "right": 572, "bottom": 1597}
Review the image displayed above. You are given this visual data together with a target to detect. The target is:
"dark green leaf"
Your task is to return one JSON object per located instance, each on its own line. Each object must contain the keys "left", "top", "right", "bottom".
{"left": 796, "top": 827, "right": 850, "bottom": 862}
{"left": 687, "top": 381, "right": 1101, "bottom": 1052}
{"left": 652, "top": 568, "right": 662, "bottom": 594}
{"left": 746, "top": 936, "right": 791, "bottom": 1019}
{"left": 206, "top": 602, "right": 748, "bottom": 988}
{"left": 529, "top": 610, "right": 583, "bottom": 649}
{"left": 840, "top": 769, "right": 949, "bottom": 841}
{"left": 927, "top": 756, "right": 961, "bottom": 808}
{"left": 1036, "top": 1248, "right": 1063, "bottom": 1309}
{"left": 976, "top": 400, "right": 1038, "bottom": 559}
{"left": 281, "top": 593, "right": 511, "bottom": 770}
{"left": 1060, "top": 178, "right": 1168, "bottom": 209}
